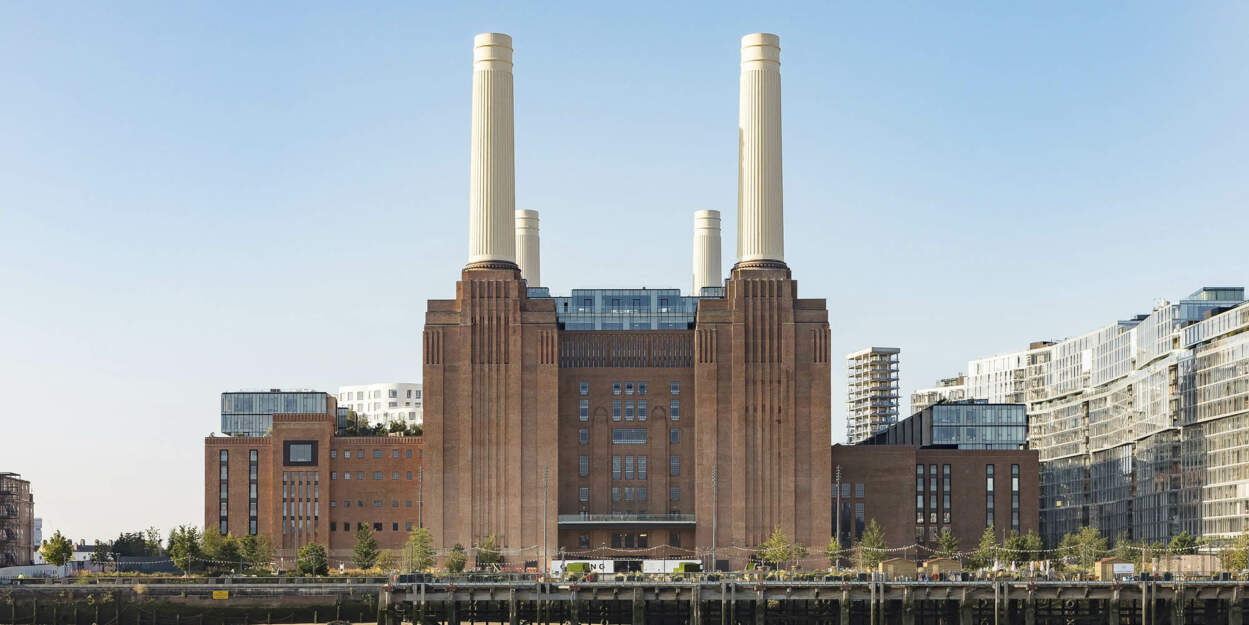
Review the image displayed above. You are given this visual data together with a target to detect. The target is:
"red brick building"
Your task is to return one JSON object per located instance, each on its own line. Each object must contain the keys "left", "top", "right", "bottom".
{"left": 204, "top": 405, "right": 423, "bottom": 565}
{"left": 422, "top": 33, "right": 832, "bottom": 569}
{"left": 830, "top": 445, "right": 1039, "bottom": 557}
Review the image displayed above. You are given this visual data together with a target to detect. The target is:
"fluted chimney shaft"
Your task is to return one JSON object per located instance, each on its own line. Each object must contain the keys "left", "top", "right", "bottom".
{"left": 737, "top": 33, "right": 785, "bottom": 266}
{"left": 468, "top": 33, "right": 517, "bottom": 266}
{"left": 693, "top": 210, "right": 722, "bottom": 294}
{"left": 515, "top": 210, "right": 540, "bottom": 286}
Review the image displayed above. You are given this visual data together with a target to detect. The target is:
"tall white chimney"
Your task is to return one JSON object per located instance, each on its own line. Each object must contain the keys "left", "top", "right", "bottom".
{"left": 467, "top": 33, "right": 517, "bottom": 267}
{"left": 515, "top": 209, "right": 540, "bottom": 286}
{"left": 736, "top": 33, "right": 785, "bottom": 266}
{"left": 692, "top": 210, "right": 721, "bottom": 294}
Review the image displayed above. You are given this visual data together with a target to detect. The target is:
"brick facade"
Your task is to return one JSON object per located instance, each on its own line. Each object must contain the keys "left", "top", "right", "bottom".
{"left": 204, "top": 410, "right": 423, "bottom": 566}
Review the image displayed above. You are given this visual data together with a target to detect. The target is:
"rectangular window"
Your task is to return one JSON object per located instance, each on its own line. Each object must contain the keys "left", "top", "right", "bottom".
{"left": 374, "top": 471, "right": 383, "bottom": 480}
{"left": 638, "top": 455, "right": 648, "bottom": 480}
{"left": 624, "top": 487, "right": 634, "bottom": 501}
{"left": 639, "top": 486, "right": 648, "bottom": 501}
{"left": 613, "top": 382, "right": 622, "bottom": 395}
{"left": 670, "top": 486, "right": 680, "bottom": 501}
{"left": 579, "top": 428, "right": 589, "bottom": 444}
{"left": 612, "top": 429, "right": 647, "bottom": 444}
{"left": 855, "top": 483, "right": 864, "bottom": 498}
{"left": 392, "top": 472, "right": 399, "bottom": 480}
{"left": 669, "top": 532, "right": 680, "bottom": 548}
{"left": 625, "top": 382, "right": 634, "bottom": 395}
{"left": 344, "top": 450, "right": 351, "bottom": 459}
{"left": 580, "top": 455, "right": 589, "bottom": 477}
{"left": 579, "top": 399, "right": 589, "bottom": 421}
{"left": 579, "top": 487, "right": 589, "bottom": 502}
{"left": 612, "top": 400, "right": 621, "bottom": 421}
{"left": 1011, "top": 464, "right": 1020, "bottom": 533}
{"left": 670, "top": 428, "right": 680, "bottom": 444}
{"left": 284, "top": 441, "right": 317, "bottom": 466}
{"left": 669, "top": 455, "right": 680, "bottom": 477}
{"left": 670, "top": 381, "right": 680, "bottom": 394}
{"left": 393, "top": 449, "right": 399, "bottom": 458}
{"left": 624, "top": 401, "right": 634, "bottom": 421}
{"left": 612, "top": 487, "right": 621, "bottom": 501}
{"left": 373, "top": 450, "right": 382, "bottom": 459}
{"left": 625, "top": 455, "right": 635, "bottom": 480}
{"left": 330, "top": 472, "right": 337, "bottom": 480}
{"left": 670, "top": 400, "right": 680, "bottom": 420}
{"left": 986, "top": 465, "right": 996, "bottom": 527}
{"left": 638, "top": 382, "right": 648, "bottom": 395}
{"left": 579, "top": 382, "right": 589, "bottom": 395}
{"left": 612, "top": 456, "right": 622, "bottom": 480}
{"left": 637, "top": 400, "right": 647, "bottom": 421}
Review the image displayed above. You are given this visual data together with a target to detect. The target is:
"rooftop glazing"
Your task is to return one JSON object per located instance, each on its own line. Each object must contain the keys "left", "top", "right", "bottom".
{"left": 528, "top": 287, "right": 724, "bottom": 331}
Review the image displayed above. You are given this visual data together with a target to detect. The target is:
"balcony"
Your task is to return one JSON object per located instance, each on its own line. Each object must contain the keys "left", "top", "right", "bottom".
{"left": 557, "top": 513, "right": 695, "bottom": 527}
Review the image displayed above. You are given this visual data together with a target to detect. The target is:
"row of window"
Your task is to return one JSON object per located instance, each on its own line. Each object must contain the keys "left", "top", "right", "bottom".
{"left": 578, "top": 382, "right": 682, "bottom": 396}
{"left": 578, "top": 399, "right": 683, "bottom": 421}
{"left": 342, "top": 389, "right": 421, "bottom": 401}
{"left": 577, "top": 486, "right": 683, "bottom": 502}
{"left": 329, "top": 500, "right": 416, "bottom": 508}
{"left": 916, "top": 464, "right": 952, "bottom": 525}
{"left": 330, "top": 470, "right": 420, "bottom": 481}
{"left": 330, "top": 521, "right": 418, "bottom": 532}
{"left": 330, "top": 449, "right": 419, "bottom": 459}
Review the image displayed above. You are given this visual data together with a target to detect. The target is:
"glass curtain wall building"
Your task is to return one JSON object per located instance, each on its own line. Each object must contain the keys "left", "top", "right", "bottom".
{"left": 220, "top": 390, "right": 332, "bottom": 437}
{"left": 862, "top": 400, "right": 1027, "bottom": 450}
{"left": 924, "top": 287, "right": 1248, "bottom": 545}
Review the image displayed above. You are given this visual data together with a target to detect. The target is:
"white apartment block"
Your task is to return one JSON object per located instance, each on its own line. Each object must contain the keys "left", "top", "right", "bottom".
{"left": 337, "top": 382, "right": 423, "bottom": 426}
{"left": 845, "top": 346, "right": 900, "bottom": 444}
{"left": 910, "top": 375, "right": 968, "bottom": 414}
{"left": 921, "top": 287, "right": 1249, "bottom": 545}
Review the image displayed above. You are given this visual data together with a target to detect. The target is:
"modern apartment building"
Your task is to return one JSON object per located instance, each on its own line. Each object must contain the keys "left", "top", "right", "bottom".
{"left": 923, "top": 287, "right": 1249, "bottom": 545}
{"left": 911, "top": 375, "right": 968, "bottom": 414}
{"left": 846, "top": 347, "right": 901, "bottom": 444}
{"left": 421, "top": 33, "right": 832, "bottom": 568}
{"left": 862, "top": 400, "right": 1027, "bottom": 451}
{"left": 337, "top": 383, "right": 423, "bottom": 427}
{"left": 204, "top": 395, "right": 425, "bottom": 564}
{"left": 0, "top": 473, "right": 35, "bottom": 567}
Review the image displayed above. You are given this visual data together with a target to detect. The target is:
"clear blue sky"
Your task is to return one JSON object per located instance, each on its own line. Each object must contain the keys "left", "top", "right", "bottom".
{"left": 2, "top": 2, "right": 1246, "bottom": 542}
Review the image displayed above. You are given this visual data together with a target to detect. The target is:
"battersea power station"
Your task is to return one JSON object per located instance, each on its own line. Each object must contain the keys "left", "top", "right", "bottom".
{"left": 205, "top": 32, "right": 1040, "bottom": 569}
{"left": 422, "top": 31, "right": 832, "bottom": 568}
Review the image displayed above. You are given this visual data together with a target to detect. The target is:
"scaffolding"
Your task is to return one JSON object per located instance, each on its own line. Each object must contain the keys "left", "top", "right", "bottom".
{"left": 0, "top": 472, "right": 33, "bottom": 567}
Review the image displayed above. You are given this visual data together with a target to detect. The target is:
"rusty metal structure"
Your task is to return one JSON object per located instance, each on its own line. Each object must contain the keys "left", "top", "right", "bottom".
{"left": 0, "top": 472, "right": 34, "bottom": 567}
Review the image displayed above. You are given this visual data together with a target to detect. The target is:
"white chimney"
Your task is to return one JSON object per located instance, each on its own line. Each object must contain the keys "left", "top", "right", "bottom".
{"left": 467, "top": 33, "right": 517, "bottom": 267}
{"left": 692, "top": 210, "right": 721, "bottom": 294}
{"left": 736, "top": 33, "right": 785, "bottom": 266}
{"left": 515, "top": 209, "right": 540, "bottom": 286}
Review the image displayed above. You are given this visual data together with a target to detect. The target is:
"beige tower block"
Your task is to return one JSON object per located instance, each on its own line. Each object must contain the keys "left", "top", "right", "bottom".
{"left": 515, "top": 209, "right": 540, "bottom": 286}
{"left": 737, "top": 33, "right": 784, "bottom": 266}
{"left": 693, "top": 209, "right": 722, "bottom": 294}
{"left": 468, "top": 33, "right": 517, "bottom": 266}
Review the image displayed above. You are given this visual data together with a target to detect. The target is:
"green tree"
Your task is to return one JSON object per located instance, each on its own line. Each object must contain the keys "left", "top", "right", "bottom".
{"left": 110, "top": 531, "right": 146, "bottom": 561}
{"left": 90, "top": 541, "right": 111, "bottom": 568}
{"left": 1022, "top": 530, "right": 1044, "bottom": 563}
{"left": 353, "top": 525, "right": 380, "bottom": 569}
{"left": 167, "top": 525, "right": 203, "bottom": 574}
{"left": 1059, "top": 526, "right": 1107, "bottom": 570}
{"left": 970, "top": 526, "right": 999, "bottom": 570}
{"left": 935, "top": 528, "right": 960, "bottom": 560}
{"left": 202, "top": 527, "right": 243, "bottom": 572}
{"left": 1112, "top": 530, "right": 1137, "bottom": 560}
{"left": 376, "top": 549, "right": 397, "bottom": 571}
{"left": 824, "top": 536, "right": 843, "bottom": 568}
{"left": 857, "top": 519, "right": 887, "bottom": 570}
{"left": 297, "top": 542, "right": 329, "bottom": 576}
{"left": 446, "top": 544, "right": 467, "bottom": 573}
{"left": 1170, "top": 530, "right": 1198, "bottom": 555}
{"left": 758, "top": 525, "right": 807, "bottom": 568}
{"left": 475, "top": 534, "right": 502, "bottom": 568}
{"left": 1220, "top": 533, "right": 1249, "bottom": 571}
{"left": 238, "top": 534, "right": 275, "bottom": 570}
{"left": 405, "top": 527, "right": 436, "bottom": 572}
{"left": 1003, "top": 531, "right": 1031, "bottom": 567}
{"left": 144, "top": 527, "right": 164, "bottom": 556}
{"left": 39, "top": 530, "right": 74, "bottom": 568}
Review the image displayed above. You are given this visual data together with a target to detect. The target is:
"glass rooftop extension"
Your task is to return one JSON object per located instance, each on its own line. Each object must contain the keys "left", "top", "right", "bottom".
{"left": 528, "top": 287, "right": 725, "bottom": 331}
